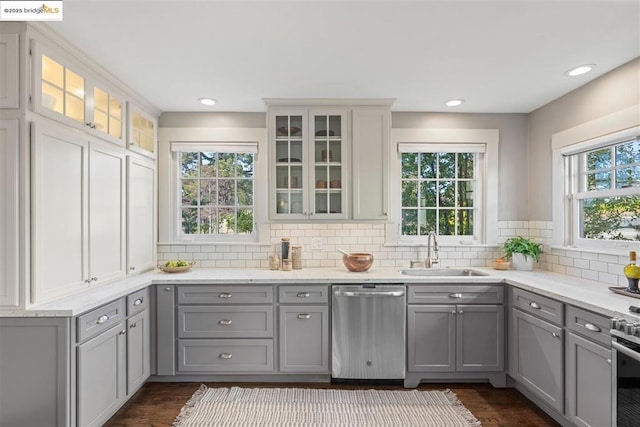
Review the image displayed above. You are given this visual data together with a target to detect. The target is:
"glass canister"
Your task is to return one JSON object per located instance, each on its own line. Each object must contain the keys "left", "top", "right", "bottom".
{"left": 291, "top": 246, "right": 302, "bottom": 270}
{"left": 269, "top": 253, "right": 280, "bottom": 270}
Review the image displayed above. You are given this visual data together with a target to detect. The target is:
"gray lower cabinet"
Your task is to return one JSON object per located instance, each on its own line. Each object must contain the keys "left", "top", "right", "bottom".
{"left": 127, "top": 309, "right": 150, "bottom": 393}
{"left": 511, "top": 308, "right": 564, "bottom": 413}
{"left": 565, "top": 305, "right": 612, "bottom": 427}
{"left": 77, "top": 322, "right": 127, "bottom": 427}
{"left": 279, "top": 305, "right": 329, "bottom": 372}
{"left": 155, "top": 284, "right": 176, "bottom": 376}
{"left": 407, "top": 284, "right": 504, "bottom": 377}
{"left": 407, "top": 304, "right": 504, "bottom": 372}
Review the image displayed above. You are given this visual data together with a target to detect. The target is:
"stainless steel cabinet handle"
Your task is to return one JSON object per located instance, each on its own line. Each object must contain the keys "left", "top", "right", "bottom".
{"left": 119, "top": 330, "right": 126, "bottom": 335}
{"left": 449, "top": 293, "right": 463, "bottom": 299}
{"left": 133, "top": 298, "right": 143, "bottom": 306}
{"left": 130, "top": 323, "right": 137, "bottom": 328}
{"left": 218, "top": 293, "right": 232, "bottom": 299}
{"left": 451, "top": 310, "right": 457, "bottom": 315}
{"left": 529, "top": 301, "right": 541, "bottom": 309}
{"left": 552, "top": 332, "right": 560, "bottom": 338}
{"left": 297, "top": 314, "right": 311, "bottom": 320}
{"left": 96, "top": 315, "right": 109, "bottom": 324}
{"left": 458, "top": 310, "right": 464, "bottom": 314}
{"left": 218, "top": 319, "right": 233, "bottom": 326}
{"left": 297, "top": 292, "right": 310, "bottom": 298}
{"left": 164, "top": 287, "right": 172, "bottom": 291}
{"left": 584, "top": 323, "right": 601, "bottom": 332}
{"left": 130, "top": 267, "right": 136, "bottom": 271}
{"left": 219, "top": 353, "right": 232, "bottom": 359}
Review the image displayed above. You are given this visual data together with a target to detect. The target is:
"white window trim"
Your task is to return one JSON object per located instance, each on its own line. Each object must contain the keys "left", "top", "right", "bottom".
{"left": 388, "top": 128, "right": 499, "bottom": 246}
{"left": 551, "top": 104, "right": 640, "bottom": 252}
{"left": 157, "top": 127, "right": 268, "bottom": 245}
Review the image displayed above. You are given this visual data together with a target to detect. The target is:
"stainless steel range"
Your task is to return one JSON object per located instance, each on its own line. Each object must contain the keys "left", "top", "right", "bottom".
{"left": 610, "top": 310, "right": 640, "bottom": 427}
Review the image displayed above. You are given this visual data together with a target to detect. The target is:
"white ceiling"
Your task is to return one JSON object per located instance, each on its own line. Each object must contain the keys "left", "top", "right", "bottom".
{"left": 47, "top": 0, "right": 640, "bottom": 113}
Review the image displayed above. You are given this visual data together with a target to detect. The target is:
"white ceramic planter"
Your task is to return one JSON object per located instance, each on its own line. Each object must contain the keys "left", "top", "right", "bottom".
{"left": 512, "top": 253, "right": 534, "bottom": 271}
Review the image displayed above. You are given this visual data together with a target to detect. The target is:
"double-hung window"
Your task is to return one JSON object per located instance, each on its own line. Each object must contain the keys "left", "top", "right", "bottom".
{"left": 563, "top": 136, "right": 640, "bottom": 248}
{"left": 170, "top": 142, "right": 257, "bottom": 240}
{"left": 398, "top": 143, "right": 485, "bottom": 242}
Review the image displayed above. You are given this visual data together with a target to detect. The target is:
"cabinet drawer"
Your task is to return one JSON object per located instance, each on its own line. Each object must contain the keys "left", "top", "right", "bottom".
{"left": 76, "top": 299, "right": 125, "bottom": 343}
{"left": 178, "top": 285, "right": 273, "bottom": 304}
{"left": 566, "top": 305, "right": 611, "bottom": 347}
{"left": 512, "top": 288, "right": 564, "bottom": 326}
{"left": 126, "top": 287, "right": 149, "bottom": 316}
{"left": 408, "top": 285, "right": 503, "bottom": 304}
{"left": 278, "top": 285, "right": 329, "bottom": 304}
{"left": 178, "top": 306, "right": 273, "bottom": 338}
{"left": 177, "top": 339, "right": 273, "bottom": 372}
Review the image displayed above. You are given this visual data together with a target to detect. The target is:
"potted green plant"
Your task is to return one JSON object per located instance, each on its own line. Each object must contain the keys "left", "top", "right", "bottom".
{"left": 502, "top": 236, "right": 543, "bottom": 271}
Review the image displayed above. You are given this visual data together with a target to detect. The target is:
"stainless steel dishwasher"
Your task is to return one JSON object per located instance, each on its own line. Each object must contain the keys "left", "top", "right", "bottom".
{"left": 331, "top": 284, "right": 406, "bottom": 379}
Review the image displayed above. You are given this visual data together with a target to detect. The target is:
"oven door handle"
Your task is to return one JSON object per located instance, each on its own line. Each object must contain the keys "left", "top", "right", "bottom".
{"left": 612, "top": 340, "right": 640, "bottom": 363}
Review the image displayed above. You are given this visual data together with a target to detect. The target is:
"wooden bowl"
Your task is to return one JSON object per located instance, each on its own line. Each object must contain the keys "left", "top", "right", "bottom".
{"left": 342, "top": 253, "right": 374, "bottom": 272}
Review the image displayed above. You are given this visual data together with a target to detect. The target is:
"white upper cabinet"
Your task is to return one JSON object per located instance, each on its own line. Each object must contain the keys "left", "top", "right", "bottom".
{"left": 126, "top": 154, "right": 156, "bottom": 274}
{"left": 270, "top": 108, "right": 349, "bottom": 220}
{"left": 32, "top": 41, "right": 127, "bottom": 146}
{"left": 0, "top": 33, "right": 19, "bottom": 109}
{"left": 0, "top": 120, "right": 19, "bottom": 307}
{"left": 31, "top": 121, "right": 126, "bottom": 304}
{"left": 127, "top": 104, "right": 157, "bottom": 158}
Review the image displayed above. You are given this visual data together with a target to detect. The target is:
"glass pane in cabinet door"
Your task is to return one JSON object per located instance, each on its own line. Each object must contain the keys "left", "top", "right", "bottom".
{"left": 65, "top": 69, "right": 84, "bottom": 99}
{"left": 65, "top": 93, "right": 84, "bottom": 122}
{"left": 315, "top": 191, "right": 328, "bottom": 214}
{"left": 94, "top": 87, "right": 108, "bottom": 112}
{"left": 329, "top": 140, "right": 342, "bottom": 163}
{"left": 328, "top": 115, "right": 341, "bottom": 137}
{"left": 42, "top": 82, "right": 63, "bottom": 114}
{"left": 290, "top": 165, "right": 302, "bottom": 189}
{"left": 42, "top": 54, "right": 63, "bottom": 88}
{"left": 329, "top": 166, "right": 342, "bottom": 189}
{"left": 329, "top": 192, "right": 342, "bottom": 214}
{"left": 109, "top": 97, "right": 122, "bottom": 121}
{"left": 315, "top": 166, "right": 328, "bottom": 189}
{"left": 291, "top": 193, "right": 303, "bottom": 214}
{"left": 93, "top": 110, "right": 108, "bottom": 133}
{"left": 276, "top": 166, "right": 289, "bottom": 189}
{"left": 276, "top": 116, "right": 303, "bottom": 137}
{"left": 276, "top": 192, "right": 290, "bottom": 214}
{"left": 109, "top": 118, "right": 122, "bottom": 138}
{"left": 315, "top": 139, "right": 328, "bottom": 163}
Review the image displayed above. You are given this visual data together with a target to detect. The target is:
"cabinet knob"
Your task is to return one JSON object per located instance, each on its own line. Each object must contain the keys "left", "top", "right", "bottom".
{"left": 91, "top": 277, "right": 98, "bottom": 282}
{"left": 449, "top": 293, "right": 463, "bottom": 299}
{"left": 130, "top": 323, "right": 137, "bottom": 328}
{"left": 218, "top": 293, "right": 232, "bottom": 299}
{"left": 84, "top": 278, "right": 92, "bottom": 284}
{"left": 133, "top": 298, "right": 143, "bottom": 306}
{"left": 164, "top": 287, "right": 173, "bottom": 292}
{"left": 218, "top": 319, "right": 233, "bottom": 326}
{"left": 584, "top": 323, "right": 601, "bottom": 332}
{"left": 529, "top": 301, "right": 541, "bottom": 309}
{"left": 297, "top": 292, "right": 310, "bottom": 298}
{"left": 130, "top": 266, "right": 136, "bottom": 271}
{"left": 608, "top": 359, "right": 612, "bottom": 365}
{"left": 297, "top": 313, "right": 311, "bottom": 320}
{"left": 119, "top": 330, "right": 127, "bottom": 335}
{"left": 219, "top": 353, "right": 232, "bottom": 360}
{"left": 451, "top": 310, "right": 457, "bottom": 315}
{"left": 552, "top": 332, "right": 560, "bottom": 338}
{"left": 458, "top": 310, "right": 464, "bottom": 314}
{"left": 96, "top": 315, "right": 109, "bottom": 324}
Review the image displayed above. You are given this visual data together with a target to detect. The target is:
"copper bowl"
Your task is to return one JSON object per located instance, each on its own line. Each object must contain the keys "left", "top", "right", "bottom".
{"left": 342, "top": 252, "right": 374, "bottom": 272}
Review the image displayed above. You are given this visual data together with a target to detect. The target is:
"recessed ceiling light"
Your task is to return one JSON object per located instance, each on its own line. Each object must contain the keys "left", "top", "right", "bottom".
{"left": 198, "top": 97, "right": 217, "bottom": 106}
{"left": 565, "top": 64, "right": 596, "bottom": 77}
{"left": 444, "top": 99, "right": 464, "bottom": 107}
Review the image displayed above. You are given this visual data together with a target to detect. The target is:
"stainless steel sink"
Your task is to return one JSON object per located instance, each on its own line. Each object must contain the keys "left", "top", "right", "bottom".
{"left": 399, "top": 268, "right": 488, "bottom": 277}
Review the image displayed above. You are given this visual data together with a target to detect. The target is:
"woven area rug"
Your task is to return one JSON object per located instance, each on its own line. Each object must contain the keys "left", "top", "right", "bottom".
{"left": 173, "top": 386, "right": 481, "bottom": 426}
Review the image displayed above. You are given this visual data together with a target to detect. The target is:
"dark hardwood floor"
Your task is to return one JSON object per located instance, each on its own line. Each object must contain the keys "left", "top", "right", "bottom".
{"left": 104, "top": 381, "right": 560, "bottom": 426}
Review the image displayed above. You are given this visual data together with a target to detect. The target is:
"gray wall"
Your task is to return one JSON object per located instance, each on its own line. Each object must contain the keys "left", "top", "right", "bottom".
{"left": 392, "top": 112, "right": 529, "bottom": 220}
{"left": 528, "top": 58, "right": 640, "bottom": 221}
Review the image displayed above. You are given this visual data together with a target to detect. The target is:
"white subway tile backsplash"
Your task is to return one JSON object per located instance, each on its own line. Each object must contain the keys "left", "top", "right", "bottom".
{"left": 155, "top": 220, "right": 629, "bottom": 285}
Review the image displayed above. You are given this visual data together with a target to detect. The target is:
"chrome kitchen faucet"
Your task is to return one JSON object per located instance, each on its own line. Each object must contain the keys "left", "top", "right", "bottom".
{"left": 410, "top": 231, "right": 440, "bottom": 268}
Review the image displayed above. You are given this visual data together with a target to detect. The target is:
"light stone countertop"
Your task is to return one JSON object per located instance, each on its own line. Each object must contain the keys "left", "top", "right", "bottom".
{"left": 2, "top": 267, "right": 639, "bottom": 320}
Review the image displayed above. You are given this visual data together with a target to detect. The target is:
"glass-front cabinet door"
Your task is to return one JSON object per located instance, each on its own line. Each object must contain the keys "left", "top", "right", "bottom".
{"left": 33, "top": 42, "right": 127, "bottom": 146}
{"left": 270, "top": 109, "right": 347, "bottom": 220}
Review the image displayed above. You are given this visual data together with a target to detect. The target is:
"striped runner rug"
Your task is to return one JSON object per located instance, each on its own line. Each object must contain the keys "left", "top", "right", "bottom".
{"left": 173, "top": 386, "right": 481, "bottom": 426}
